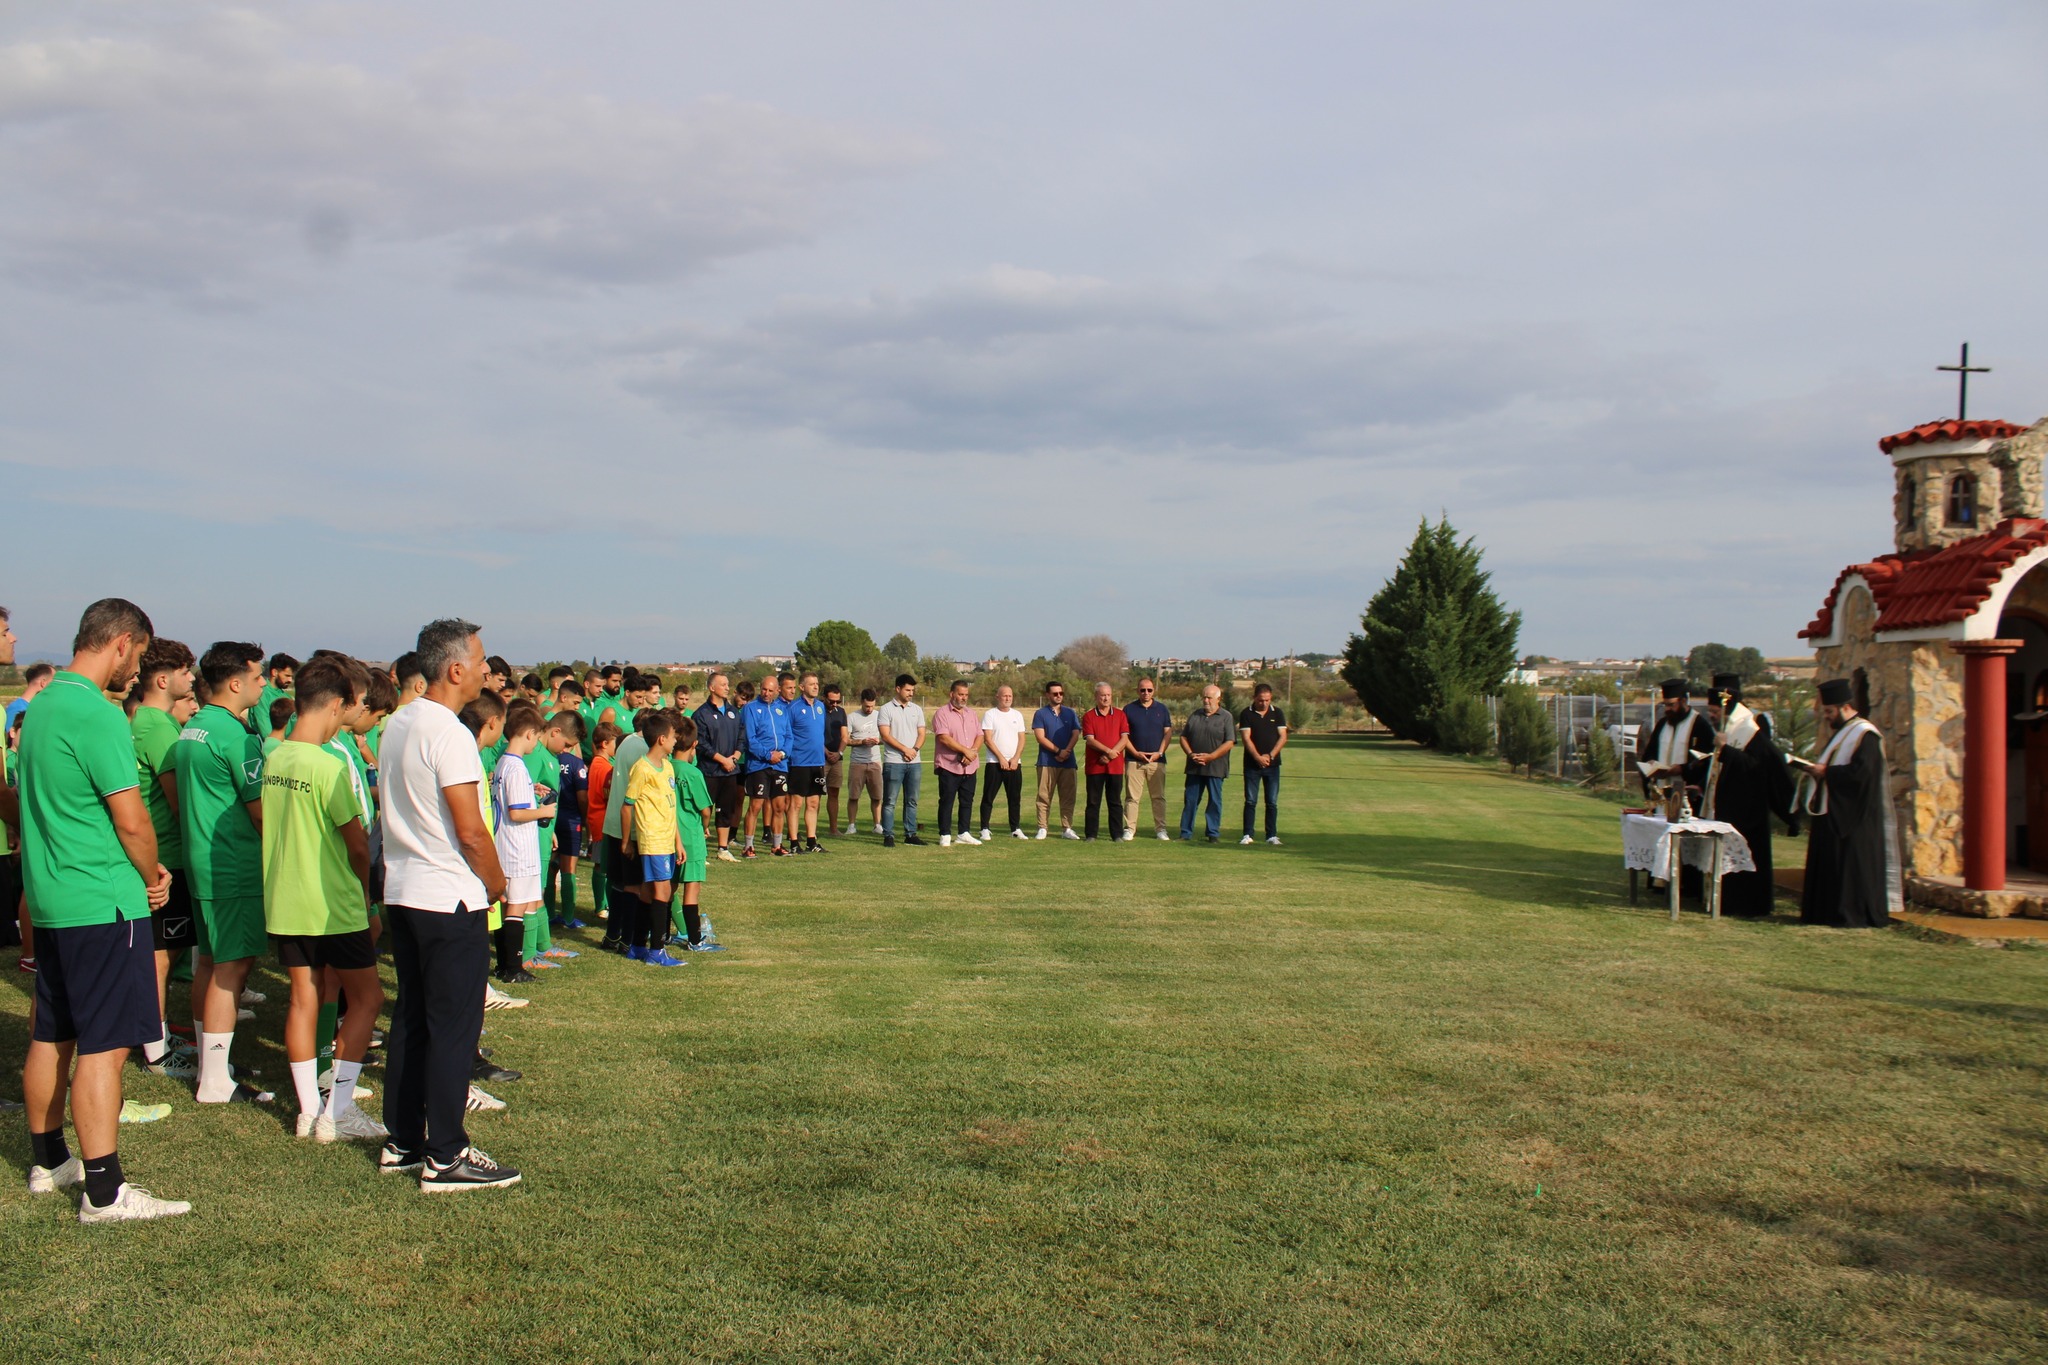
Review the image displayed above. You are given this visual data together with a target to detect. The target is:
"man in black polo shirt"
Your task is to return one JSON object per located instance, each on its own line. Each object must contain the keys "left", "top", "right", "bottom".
{"left": 1237, "top": 682, "right": 1288, "bottom": 846}
{"left": 692, "top": 672, "right": 745, "bottom": 864}
{"left": 822, "top": 684, "right": 850, "bottom": 837}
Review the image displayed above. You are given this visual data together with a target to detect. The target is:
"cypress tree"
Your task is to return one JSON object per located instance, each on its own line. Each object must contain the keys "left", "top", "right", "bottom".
{"left": 1341, "top": 516, "right": 1521, "bottom": 746}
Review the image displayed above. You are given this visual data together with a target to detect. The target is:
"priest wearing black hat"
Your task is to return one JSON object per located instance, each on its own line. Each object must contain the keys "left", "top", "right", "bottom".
{"left": 1638, "top": 678, "right": 1714, "bottom": 798}
{"left": 1791, "top": 678, "right": 1900, "bottom": 927}
{"left": 1696, "top": 674, "right": 1796, "bottom": 918}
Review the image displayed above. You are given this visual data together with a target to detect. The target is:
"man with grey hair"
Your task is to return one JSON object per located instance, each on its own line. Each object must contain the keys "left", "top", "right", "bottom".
{"left": 378, "top": 618, "right": 518, "bottom": 1191}
{"left": 1178, "top": 684, "right": 1236, "bottom": 843}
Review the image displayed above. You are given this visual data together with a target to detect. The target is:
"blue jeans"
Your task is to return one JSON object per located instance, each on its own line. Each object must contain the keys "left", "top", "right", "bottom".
{"left": 1243, "top": 764, "right": 1280, "bottom": 839}
{"left": 1180, "top": 775, "right": 1225, "bottom": 839}
{"left": 882, "top": 763, "right": 921, "bottom": 837}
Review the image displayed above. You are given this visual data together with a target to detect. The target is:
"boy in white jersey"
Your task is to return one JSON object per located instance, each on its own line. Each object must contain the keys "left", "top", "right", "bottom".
{"left": 490, "top": 703, "right": 554, "bottom": 983}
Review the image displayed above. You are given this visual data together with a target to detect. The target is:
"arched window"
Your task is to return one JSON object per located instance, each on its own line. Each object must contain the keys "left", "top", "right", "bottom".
{"left": 1899, "top": 475, "right": 1917, "bottom": 524}
{"left": 1853, "top": 667, "right": 1870, "bottom": 717}
{"left": 1947, "top": 473, "right": 1977, "bottom": 527}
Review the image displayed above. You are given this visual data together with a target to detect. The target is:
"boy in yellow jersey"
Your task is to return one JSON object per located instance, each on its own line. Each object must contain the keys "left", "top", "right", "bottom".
{"left": 261, "top": 656, "right": 388, "bottom": 1142}
{"left": 620, "top": 710, "right": 686, "bottom": 967}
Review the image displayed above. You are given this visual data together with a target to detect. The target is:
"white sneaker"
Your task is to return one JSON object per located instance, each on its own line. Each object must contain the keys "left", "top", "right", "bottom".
{"left": 27, "top": 1155, "right": 83, "bottom": 1194}
{"left": 939, "top": 834, "right": 953, "bottom": 847}
{"left": 483, "top": 985, "right": 528, "bottom": 1011}
{"left": 1061, "top": 828, "right": 1081, "bottom": 841}
{"left": 236, "top": 1007, "right": 256, "bottom": 1021}
{"left": 295, "top": 1110, "right": 319, "bottom": 1138}
{"left": 1013, "top": 829, "right": 1028, "bottom": 840}
{"left": 1240, "top": 835, "right": 1255, "bottom": 845}
{"left": 466, "top": 1085, "right": 506, "bottom": 1113}
{"left": 1155, "top": 831, "right": 1170, "bottom": 841}
{"left": 843, "top": 823, "right": 857, "bottom": 835}
{"left": 316, "top": 1101, "right": 390, "bottom": 1144}
{"left": 79, "top": 1183, "right": 191, "bottom": 1225}
{"left": 1120, "top": 831, "right": 1134, "bottom": 842}
{"left": 1267, "top": 836, "right": 1282, "bottom": 846}
{"left": 239, "top": 988, "right": 267, "bottom": 1005}
{"left": 1035, "top": 828, "right": 1047, "bottom": 841}
{"left": 957, "top": 833, "right": 980, "bottom": 846}
{"left": 979, "top": 828, "right": 993, "bottom": 841}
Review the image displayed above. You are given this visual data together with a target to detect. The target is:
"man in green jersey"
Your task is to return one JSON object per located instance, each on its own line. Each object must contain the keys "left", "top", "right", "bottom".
{"left": 20, "top": 598, "right": 189, "bottom": 1223}
{"left": 257, "top": 653, "right": 297, "bottom": 730}
{"left": 176, "top": 641, "right": 272, "bottom": 1105}
{"left": 129, "top": 637, "right": 199, "bottom": 1078}
{"left": 262, "top": 655, "right": 388, "bottom": 1144}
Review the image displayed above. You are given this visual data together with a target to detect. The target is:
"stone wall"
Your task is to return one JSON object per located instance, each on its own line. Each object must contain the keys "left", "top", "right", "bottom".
{"left": 1992, "top": 418, "right": 2048, "bottom": 522}
{"left": 1814, "top": 584, "right": 1964, "bottom": 878}
{"left": 1896, "top": 453, "right": 2006, "bottom": 553}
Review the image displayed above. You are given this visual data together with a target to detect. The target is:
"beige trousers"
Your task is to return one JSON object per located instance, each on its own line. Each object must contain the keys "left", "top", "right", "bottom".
{"left": 1035, "top": 767, "right": 1077, "bottom": 829}
{"left": 1123, "top": 759, "right": 1168, "bottom": 832}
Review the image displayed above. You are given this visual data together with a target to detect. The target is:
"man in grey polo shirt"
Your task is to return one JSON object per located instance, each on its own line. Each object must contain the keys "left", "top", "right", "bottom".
{"left": 877, "top": 674, "right": 927, "bottom": 847}
{"left": 1178, "top": 684, "right": 1237, "bottom": 843}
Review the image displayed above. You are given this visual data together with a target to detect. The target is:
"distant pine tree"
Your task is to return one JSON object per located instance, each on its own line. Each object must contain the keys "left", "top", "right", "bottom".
{"left": 1341, "top": 517, "right": 1521, "bottom": 746}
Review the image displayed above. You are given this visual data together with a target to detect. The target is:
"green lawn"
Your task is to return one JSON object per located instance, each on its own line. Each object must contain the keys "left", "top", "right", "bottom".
{"left": 4, "top": 735, "right": 2046, "bottom": 1362}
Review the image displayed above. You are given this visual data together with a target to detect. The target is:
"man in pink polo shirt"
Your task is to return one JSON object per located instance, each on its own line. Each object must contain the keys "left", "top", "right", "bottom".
{"left": 931, "top": 679, "right": 983, "bottom": 849}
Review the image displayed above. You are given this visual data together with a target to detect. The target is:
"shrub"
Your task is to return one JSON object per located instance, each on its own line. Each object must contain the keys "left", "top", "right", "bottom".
{"left": 1496, "top": 684, "right": 1556, "bottom": 776}
{"left": 1434, "top": 689, "right": 1494, "bottom": 756}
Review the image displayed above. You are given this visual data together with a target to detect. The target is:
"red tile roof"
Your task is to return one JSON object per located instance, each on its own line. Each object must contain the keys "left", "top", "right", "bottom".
{"left": 1801, "top": 519, "right": 2048, "bottom": 639}
{"left": 1878, "top": 419, "right": 2027, "bottom": 454}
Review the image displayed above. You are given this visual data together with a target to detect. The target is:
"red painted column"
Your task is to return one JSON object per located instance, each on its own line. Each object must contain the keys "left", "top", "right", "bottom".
{"left": 1954, "top": 639, "right": 2023, "bottom": 891}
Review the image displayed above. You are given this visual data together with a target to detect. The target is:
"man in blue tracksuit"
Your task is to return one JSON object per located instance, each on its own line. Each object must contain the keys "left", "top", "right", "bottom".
{"left": 742, "top": 677, "right": 792, "bottom": 857}
{"left": 785, "top": 672, "right": 830, "bottom": 854}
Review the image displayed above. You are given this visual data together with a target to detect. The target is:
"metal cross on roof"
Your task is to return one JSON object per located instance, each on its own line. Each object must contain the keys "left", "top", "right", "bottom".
{"left": 1937, "top": 342, "right": 1991, "bottom": 421}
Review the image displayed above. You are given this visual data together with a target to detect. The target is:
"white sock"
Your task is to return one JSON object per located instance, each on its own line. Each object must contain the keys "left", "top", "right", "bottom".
{"left": 142, "top": 1027, "right": 169, "bottom": 1064}
{"left": 289, "top": 1058, "right": 319, "bottom": 1116}
{"left": 326, "top": 1059, "right": 363, "bottom": 1117}
{"left": 196, "top": 1030, "right": 236, "bottom": 1101}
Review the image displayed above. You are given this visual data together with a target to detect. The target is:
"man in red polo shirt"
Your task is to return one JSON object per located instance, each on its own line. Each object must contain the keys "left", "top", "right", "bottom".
{"left": 1080, "top": 682, "right": 1131, "bottom": 842}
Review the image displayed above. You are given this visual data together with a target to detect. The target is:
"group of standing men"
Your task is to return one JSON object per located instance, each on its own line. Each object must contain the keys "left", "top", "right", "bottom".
{"left": 672, "top": 667, "right": 1295, "bottom": 851}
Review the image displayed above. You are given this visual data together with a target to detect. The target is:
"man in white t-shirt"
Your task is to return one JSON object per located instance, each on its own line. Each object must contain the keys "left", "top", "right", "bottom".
{"left": 843, "top": 689, "right": 883, "bottom": 835}
{"left": 978, "top": 685, "right": 1029, "bottom": 839}
{"left": 377, "top": 618, "right": 518, "bottom": 1193}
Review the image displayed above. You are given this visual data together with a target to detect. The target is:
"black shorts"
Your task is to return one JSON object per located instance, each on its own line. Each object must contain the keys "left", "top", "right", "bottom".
{"left": 743, "top": 769, "right": 789, "bottom": 800}
{"left": 272, "top": 928, "right": 377, "bottom": 972}
{"left": 555, "top": 818, "right": 585, "bottom": 859}
{"left": 605, "top": 835, "right": 643, "bottom": 893}
{"left": 788, "top": 765, "right": 827, "bottom": 796}
{"left": 32, "top": 917, "right": 161, "bottom": 1054}
{"left": 704, "top": 773, "right": 741, "bottom": 827}
{"left": 151, "top": 868, "right": 196, "bottom": 952}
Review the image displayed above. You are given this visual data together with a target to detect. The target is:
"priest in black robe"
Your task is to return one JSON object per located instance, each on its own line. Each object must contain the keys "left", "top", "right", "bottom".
{"left": 1638, "top": 678, "right": 1715, "bottom": 900}
{"left": 1638, "top": 679, "right": 1713, "bottom": 799}
{"left": 1694, "top": 673, "right": 1796, "bottom": 918}
{"left": 1794, "top": 678, "right": 1900, "bottom": 927}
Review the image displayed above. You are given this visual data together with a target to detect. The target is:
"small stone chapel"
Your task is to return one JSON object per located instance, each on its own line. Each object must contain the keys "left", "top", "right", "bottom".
{"left": 1801, "top": 414, "right": 2048, "bottom": 915}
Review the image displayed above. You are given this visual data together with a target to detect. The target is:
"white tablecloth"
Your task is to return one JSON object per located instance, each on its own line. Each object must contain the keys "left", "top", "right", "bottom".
{"left": 1621, "top": 814, "right": 1755, "bottom": 877}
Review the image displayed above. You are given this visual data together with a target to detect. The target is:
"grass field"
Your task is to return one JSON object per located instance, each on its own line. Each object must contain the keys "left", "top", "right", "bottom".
{"left": 3, "top": 735, "right": 2046, "bottom": 1362}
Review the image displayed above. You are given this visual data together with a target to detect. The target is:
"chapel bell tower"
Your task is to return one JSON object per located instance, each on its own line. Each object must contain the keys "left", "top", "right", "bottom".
{"left": 1885, "top": 419, "right": 2035, "bottom": 554}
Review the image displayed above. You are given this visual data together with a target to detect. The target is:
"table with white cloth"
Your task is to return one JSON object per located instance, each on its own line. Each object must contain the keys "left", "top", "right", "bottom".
{"left": 1620, "top": 813, "right": 1755, "bottom": 921}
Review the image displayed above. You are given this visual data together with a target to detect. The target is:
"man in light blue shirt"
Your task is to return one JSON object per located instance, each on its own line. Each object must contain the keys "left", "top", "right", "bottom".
{"left": 876, "top": 675, "right": 926, "bottom": 847}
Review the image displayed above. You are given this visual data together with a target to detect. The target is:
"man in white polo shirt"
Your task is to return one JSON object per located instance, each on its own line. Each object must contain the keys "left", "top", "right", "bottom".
{"left": 378, "top": 618, "right": 517, "bottom": 1192}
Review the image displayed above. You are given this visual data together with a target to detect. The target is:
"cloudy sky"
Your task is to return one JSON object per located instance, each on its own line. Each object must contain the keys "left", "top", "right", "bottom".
{"left": 4, "top": 1, "right": 2044, "bottom": 665}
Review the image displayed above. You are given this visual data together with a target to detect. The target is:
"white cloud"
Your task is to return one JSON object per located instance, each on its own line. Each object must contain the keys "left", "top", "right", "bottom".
{"left": 612, "top": 265, "right": 1654, "bottom": 457}
{"left": 0, "top": 8, "right": 927, "bottom": 300}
